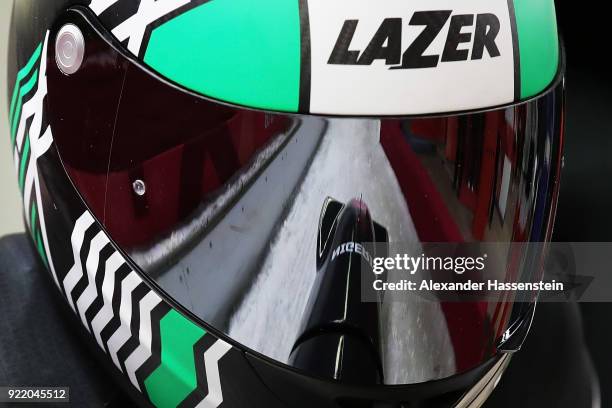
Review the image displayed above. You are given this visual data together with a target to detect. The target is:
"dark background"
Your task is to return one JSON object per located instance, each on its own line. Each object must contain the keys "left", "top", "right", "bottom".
{"left": 488, "top": 2, "right": 612, "bottom": 406}
{"left": 555, "top": 0, "right": 612, "bottom": 404}
{"left": 554, "top": 2, "right": 612, "bottom": 242}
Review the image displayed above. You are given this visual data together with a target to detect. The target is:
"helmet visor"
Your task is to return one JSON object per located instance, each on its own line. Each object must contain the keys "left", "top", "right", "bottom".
{"left": 47, "top": 8, "right": 564, "bottom": 386}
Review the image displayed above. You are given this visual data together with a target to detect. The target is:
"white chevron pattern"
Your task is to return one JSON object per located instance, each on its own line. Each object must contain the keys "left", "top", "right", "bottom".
{"left": 76, "top": 231, "right": 110, "bottom": 331}
{"left": 91, "top": 251, "right": 124, "bottom": 349}
{"left": 63, "top": 211, "right": 95, "bottom": 311}
{"left": 196, "top": 340, "right": 232, "bottom": 408}
{"left": 89, "top": 0, "right": 120, "bottom": 15}
{"left": 13, "top": 33, "right": 58, "bottom": 288}
{"left": 107, "top": 270, "right": 141, "bottom": 371}
{"left": 60, "top": 211, "right": 234, "bottom": 405}
{"left": 112, "top": 0, "right": 190, "bottom": 55}
{"left": 124, "top": 291, "right": 163, "bottom": 390}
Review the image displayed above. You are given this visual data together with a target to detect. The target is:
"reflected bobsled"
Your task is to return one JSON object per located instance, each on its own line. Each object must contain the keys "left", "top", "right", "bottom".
{"left": 289, "top": 197, "right": 388, "bottom": 384}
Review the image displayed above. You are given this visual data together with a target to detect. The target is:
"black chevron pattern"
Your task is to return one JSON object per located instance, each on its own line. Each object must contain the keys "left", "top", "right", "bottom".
{"left": 58, "top": 211, "right": 168, "bottom": 393}
{"left": 89, "top": 0, "right": 212, "bottom": 58}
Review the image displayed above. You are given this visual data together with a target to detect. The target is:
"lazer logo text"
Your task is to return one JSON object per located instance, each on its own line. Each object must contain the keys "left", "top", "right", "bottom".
{"left": 328, "top": 11, "right": 501, "bottom": 69}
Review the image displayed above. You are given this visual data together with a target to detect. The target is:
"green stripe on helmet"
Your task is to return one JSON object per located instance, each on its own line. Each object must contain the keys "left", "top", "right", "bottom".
{"left": 144, "top": 310, "right": 206, "bottom": 408}
{"left": 30, "top": 202, "right": 38, "bottom": 231}
{"left": 10, "top": 69, "right": 39, "bottom": 147}
{"left": 514, "top": 0, "right": 560, "bottom": 99}
{"left": 18, "top": 135, "right": 30, "bottom": 191}
{"left": 9, "top": 43, "right": 42, "bottom": 129}
{"left": 144, "top": 0, "right": 302, "bottom": 112}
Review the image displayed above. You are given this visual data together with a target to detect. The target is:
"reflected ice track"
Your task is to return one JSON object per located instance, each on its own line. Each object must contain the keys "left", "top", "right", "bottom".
{"left": 228, "top": 119, "right": 456, "bottom": 384}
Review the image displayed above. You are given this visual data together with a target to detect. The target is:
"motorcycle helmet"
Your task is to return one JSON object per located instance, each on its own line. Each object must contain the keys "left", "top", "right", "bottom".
{"left": 6, "top": 0, "right": 563, "bottom": 407}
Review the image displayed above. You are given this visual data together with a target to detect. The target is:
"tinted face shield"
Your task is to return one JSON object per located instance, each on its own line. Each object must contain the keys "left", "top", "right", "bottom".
{"left": 47, "top": 8, "right": 564, "bottom": 389}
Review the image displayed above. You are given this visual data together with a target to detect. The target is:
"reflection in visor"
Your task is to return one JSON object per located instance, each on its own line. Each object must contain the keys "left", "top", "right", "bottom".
{"left": 47, "top": 9, "right": 564, "bottom": 386}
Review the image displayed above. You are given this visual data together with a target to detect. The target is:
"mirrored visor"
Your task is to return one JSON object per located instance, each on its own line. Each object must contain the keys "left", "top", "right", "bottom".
{"left": 47, "top": 8, "right": 565, "bottom": 386}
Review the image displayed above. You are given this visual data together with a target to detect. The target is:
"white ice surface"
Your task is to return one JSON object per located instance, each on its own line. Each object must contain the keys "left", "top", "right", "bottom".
{"left": 229, "top": 119, "right": 456, "bottom": 384}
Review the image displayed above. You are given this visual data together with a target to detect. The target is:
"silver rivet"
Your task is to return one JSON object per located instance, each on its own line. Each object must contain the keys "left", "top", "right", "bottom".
{"left": 133, "top": 180, "right": 146, "bottom": 196}
{"left": 55, "top": 24, "right": 85, "bottom": 75}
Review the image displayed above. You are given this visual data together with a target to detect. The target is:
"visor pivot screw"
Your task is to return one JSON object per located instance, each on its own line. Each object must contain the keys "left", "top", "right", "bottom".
{"left": 133, "top": 180, "right": 146, "bottom": 196}
{"left": 55, "top": 24, "right": 85, "bottom": 75}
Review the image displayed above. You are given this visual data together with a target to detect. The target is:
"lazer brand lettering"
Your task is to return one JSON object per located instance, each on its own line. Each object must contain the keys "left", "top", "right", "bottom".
{"left": 328, "top": 11, "right": 501, "bottom": 69}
